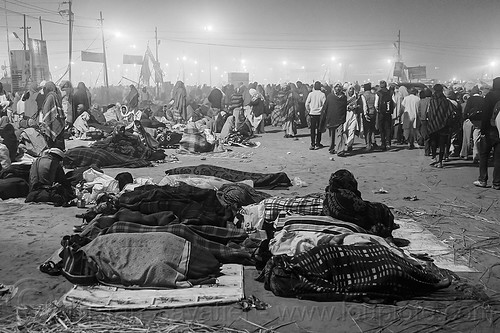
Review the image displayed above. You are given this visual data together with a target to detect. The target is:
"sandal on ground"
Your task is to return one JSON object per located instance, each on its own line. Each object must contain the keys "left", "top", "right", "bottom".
{"left": 39, "top": 261, "right": 62, "bottom": 276}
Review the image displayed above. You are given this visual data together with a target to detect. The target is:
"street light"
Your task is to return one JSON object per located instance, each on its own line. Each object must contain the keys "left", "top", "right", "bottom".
{"left": 12, "top": 32, "right": 24, "bottom": 48}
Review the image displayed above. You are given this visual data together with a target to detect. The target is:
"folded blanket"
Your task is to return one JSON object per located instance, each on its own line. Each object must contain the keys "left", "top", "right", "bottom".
{"left": 82, "top": 232, "right": 220, "bottom": 289}
{"left": 261, "top": 194, "right": 325, "bottom": 223}
{"left": 165, "top": 164, "right": 292, "bottom": 189}
{"left": 64, "top": 147, "right": 152, "bottom": 169}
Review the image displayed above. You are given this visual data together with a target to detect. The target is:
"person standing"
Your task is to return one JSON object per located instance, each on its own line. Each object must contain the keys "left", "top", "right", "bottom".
{"left": 427, "top": 84, "right": 454, "bottom": 168}
{"left": 417, "top": 88, "right": 432, "bottom": 156}
{"left": 375, "top": 80, "right": 394, "bottom": 150}
{"left": 392, "top": 85, "right": 408, "bottom": 144}
{"left": 344, "top": 86, "right": 360, "bottom": 152}
{"left": 305, "top": 81, "right": 326, "bottom": 150}
{"left": 360, "top": 83, "right": 377, "bottom": 150}
{"left": 72, "top": 82, "right": 91, "bottom": 119}
{"left": 321, "top": 82, "right": 347, "bottom": 156}
{"left": 474, "top": 76, "right": 500, "bottom": 189}
{"left": 401, "top": 88, "right": 420, "bottom": 149}
{"left": 40, "top": 82, "right": 66, "bottom": 150}
{"left": 461, "top": 86, "right": 484, "bottom": 162}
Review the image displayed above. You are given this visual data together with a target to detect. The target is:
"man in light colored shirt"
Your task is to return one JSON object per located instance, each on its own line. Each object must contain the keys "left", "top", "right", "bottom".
{"left": 305, "top": 81, "right": 326, "bottom": 150}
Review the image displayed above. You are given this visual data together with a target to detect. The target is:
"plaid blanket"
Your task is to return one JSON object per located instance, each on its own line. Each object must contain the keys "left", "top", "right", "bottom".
{"left": 257, "top": 243, "right": 452, "bottom": 303}
{"left": 82, "top": 232, "right": 220, "bottom": 288}
{"left": 99, "top": 222, "right": 253, "bottom": 265}
{"left": 118, "top": 183, "right": 232, "bottom": 227}
{"left": 261, "top": 193, "right": 325, "bottom": 223}
{"left": 275, "top": 215, "right": 367, "bottom": 233}
{"left": 64, "top": 147, "right": 152, "bottom": 169}
{"left": 165, "top": 164, "right": 292, "bottom": 189}
{"left": 179, "top": 127, "right": 213, "bottom": 153}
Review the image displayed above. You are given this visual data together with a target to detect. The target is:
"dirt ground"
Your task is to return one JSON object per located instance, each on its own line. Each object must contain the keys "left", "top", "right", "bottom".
{"left": 1, "top": 126, "right": 500, "bottom": 332}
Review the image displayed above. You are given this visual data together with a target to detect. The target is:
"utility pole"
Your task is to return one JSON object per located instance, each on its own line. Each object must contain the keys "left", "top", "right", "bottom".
{"left": 39, "top": 16, "right": 43, "bottom": 40}
{"left": 99, "top": 11, "right": 109, "bottom": 100}
{"left": 62, "top": 0, "right": 74, "bottom": 82}
{"left": 20, "top": 15, "right": 31, "bottom": 51}
{"left": 4, "top": 0, "right": 11, "bottom": 72}
{"left": 155, "top": 26, "right": 159, "bottom": 97}
{"left": 397, "top": 30, "right": 401, "bottom": 62}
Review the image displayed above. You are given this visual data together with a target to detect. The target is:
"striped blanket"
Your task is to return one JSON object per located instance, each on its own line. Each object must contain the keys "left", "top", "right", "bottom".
{"left": 261, "top": 194, "right": 325, "bottom": 223}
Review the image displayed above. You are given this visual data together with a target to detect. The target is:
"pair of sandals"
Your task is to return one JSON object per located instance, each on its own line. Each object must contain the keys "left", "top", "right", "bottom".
{"left": 39, "top": 261, "right": 63, "bottom": 276}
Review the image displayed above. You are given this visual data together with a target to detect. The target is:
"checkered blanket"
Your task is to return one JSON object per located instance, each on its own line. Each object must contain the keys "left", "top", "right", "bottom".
{"left": 257, "top": 243, "right": 451, "bottom": 302}
{"left": 261, "top": 193, "right": 325, "bottom": 223}
{"left": 98, "top": 222, "right": 253, "bottom": 264}
{"left": 118, "top": 183, "right": 232, "bottom": 227}
{"left": 64, "top": 147, "right": 152, "bottom": 169}
{"left": 165, "top": 164, "right": 292, "bottom": 189}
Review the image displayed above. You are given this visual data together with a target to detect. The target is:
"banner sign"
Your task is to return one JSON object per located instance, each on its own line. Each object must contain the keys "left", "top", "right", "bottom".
{"left": 407, "top": 66, "right": 427, "bottom": 80}
{"left": 28, "top": 38, "right": 50, "bottom": 84}
{"left": 81, "top": 51, "right": 104, "bottom": 63}
{"left": 123, "top": 54, "right": 143, "bottom": 65}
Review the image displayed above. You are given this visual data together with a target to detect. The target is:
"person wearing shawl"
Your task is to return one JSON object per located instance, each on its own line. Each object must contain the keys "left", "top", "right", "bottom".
{"left": 282, "top": 83, "right": 300, "bottom": 138}
{"left": 360, "top": 83, "right": 377, "bottom": 150}
{"left": 24, "top": 83, "right": 40, "bottom": 121}
{"left": 172, "top": 81, "right": 187, "bottom": 123}
{"left": 296, "top": 81, "right": 309, "bottom": 128}
{"left": 247, "top": 88, "right": 265, "bottom": 133}
{"left": 344, "top": 86, "right": 360, "bottom": 152}
{"left": 321, "top": 82, "right": 348, "bottom": 156}
{"left": 72, "top": 111, "right": 91, "bottom": 138}
{"left": 125, "top": 84, "right": 139, "bottom": 111}
{"left": 401, "top": 88, "right": 420, "bottom": 149}
{"left": 393, "top": 85, "right": 409, "bottom": 144}
{"left": 322, "top": 169, "right": 398, "bottom": 238}
{"left": 40, "top": 81, "right": 65, "bottom": 150}
{"left": 427, "top": 84, "right": 455, "bottom": 168}
{"left": 60, "top": 81, "right": 74, "bottom": 124}
{"left": 72, "top": 82, "right": 91, "bottom": 119}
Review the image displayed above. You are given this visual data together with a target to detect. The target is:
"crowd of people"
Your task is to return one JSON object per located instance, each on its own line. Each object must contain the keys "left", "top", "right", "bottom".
{"left": 0, "top": 75, "right": 499, "bottom": 206}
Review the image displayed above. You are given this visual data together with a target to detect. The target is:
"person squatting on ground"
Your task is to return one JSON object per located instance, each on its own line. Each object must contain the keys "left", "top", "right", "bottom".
{"left": 25, "top": 148, "right": 74, "bottom": 206}
{"left": 305, "top": 81, "right": 326, "bottom": 150}
{"left": 474, "top": 76, "right": 500, "bottom": 190}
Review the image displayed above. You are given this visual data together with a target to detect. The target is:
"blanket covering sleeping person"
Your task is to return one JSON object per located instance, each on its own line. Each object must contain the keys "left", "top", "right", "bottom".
{"left": 165, "top": 164, "right": 292, "bottom": 189}
{"left": 118, "top": 183, "right": 233, "bottom": 227}
{"left": 64, "top": 147, "right": 152, "bottom": 169}
{"left": 257, "top": 243, "right": 452, "bottom": 303}
{"left": 82, "top": 232, "right": 220, "bottom": 288}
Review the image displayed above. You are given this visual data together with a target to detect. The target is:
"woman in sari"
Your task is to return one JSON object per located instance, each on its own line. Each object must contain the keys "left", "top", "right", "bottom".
{"left": 125, "top": 85, "right": 139, "bottom": 111}
{"left": 72, "top": 82, "right": 91, "bottom": 119}
{"left": 40, "top": 82, "right": 65, "bottom": 150}
{"left": 344, "top": 86, "right": 360, "bottom": 151}
{"left": 282, "top": 83, "right": 300, "bottom": 138}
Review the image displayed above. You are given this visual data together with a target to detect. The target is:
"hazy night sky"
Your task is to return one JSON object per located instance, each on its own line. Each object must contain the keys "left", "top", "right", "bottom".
{"left": 1, "top": 0, "right": 499, "bottom": 86}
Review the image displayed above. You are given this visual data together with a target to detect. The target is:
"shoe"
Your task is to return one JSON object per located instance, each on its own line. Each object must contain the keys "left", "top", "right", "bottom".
{"left": 473, "top": 180, "right": 487, "bottom": 188}
{"left": 429, "top": 158, "right": 438, "bottom": 166}
{"left": 381, "top": 145, "right": 387, "bottom": 151}
{"left": 316, "top": 143, "right": 325, "bottom": 149}
{"left": 309, "top": 145, "right": 316, "bottom": 150}
{"left": 337, "top": 151, "right": 347, "bottom": 157}
{"left": 329, "top": 150, "right": 336, "bottom": 155}
{"left": 492, "top": 185, "right": 500, "bottom": 190}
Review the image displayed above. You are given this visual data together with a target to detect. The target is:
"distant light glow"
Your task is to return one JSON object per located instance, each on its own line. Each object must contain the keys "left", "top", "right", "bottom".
{"left": 490, "top": 61, "right": 497, "bottom": 67}
{"left": 114, "top": 31, "right": 122, "bottom": 38}
{"left": 182, "top": 56, "right": 187, "bottom": 61}
{"left": 214, "top": 66, "right": 218, "bottom": 70}
{"left": 331, "top": 56, "right": 336, "bottom": 61}
{"left": 282, "top": 61, "right": 287, "bottom": 66}
{"left": 204, "top": 25, "right": 213, "bottom": 31}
